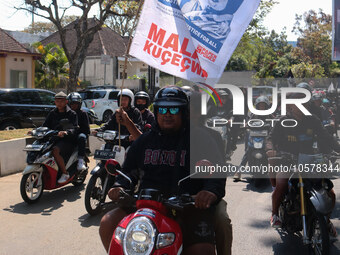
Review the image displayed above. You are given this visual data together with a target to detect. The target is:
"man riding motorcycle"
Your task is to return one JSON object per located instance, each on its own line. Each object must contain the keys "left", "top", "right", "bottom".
{"left": 99, "top": 86, "right": 226, "bottom": 255}
{"left": 134, "top": 91, "right": 155, "bottom": 128}
{"left": 234, "top": 96, "right": 274, "bottom": 182}
{"left": 92, "top": 89, "right": 142, "bottom": 141}
{"left": 42, "top": 91, "right": 78, "bottom": 184}
{"left": 67, "top": 92, "right": 90, "bottom": 171}
{"left": 266, "top": 93, "right": 340, "bottom": 236}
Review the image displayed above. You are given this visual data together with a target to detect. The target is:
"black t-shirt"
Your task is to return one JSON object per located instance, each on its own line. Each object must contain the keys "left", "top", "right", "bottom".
{"left": 98, "top": 107, "right": 142, "bottom": 135}
{"left": 116, "top": 124, "right": 226, "bottom": 200}
{"left": 43, "top": 106, "right": 78, "bottom": 138}
{"left": 75, "top": 109, "right": 90, "bottom": 135}
{"left": 266, "top": 115, "right": 340, "bottom": 155}
{"left": 141, "top": 109, "right": 155, "bottom": 127}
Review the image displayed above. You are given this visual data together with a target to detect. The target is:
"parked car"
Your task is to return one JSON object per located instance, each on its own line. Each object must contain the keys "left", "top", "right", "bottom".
{"left": 0, "top": 88, "right": 99, "bottom": 130}
{"left": 79, "top": 88, "right": 120, "bottom": 123}
{"left": 81, "top": 103, "right": 101, "bottom": 125}
{"left": 0, "top": 88, "right": 56, "bottom": 130}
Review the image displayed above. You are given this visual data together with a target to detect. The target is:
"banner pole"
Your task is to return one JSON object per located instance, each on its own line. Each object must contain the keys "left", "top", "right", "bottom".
{"left": 118, "top": 0, "right": 144, "bottom": 149}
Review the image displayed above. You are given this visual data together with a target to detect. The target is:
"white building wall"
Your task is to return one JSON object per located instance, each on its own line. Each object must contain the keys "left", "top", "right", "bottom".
{"left": 5, "top": 53, "right": 33, "bottom": 88}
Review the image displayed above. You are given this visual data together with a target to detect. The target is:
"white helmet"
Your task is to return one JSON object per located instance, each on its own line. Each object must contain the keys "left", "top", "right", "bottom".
{"left": 118, "top": 89, "right": 134, "bottom": 107}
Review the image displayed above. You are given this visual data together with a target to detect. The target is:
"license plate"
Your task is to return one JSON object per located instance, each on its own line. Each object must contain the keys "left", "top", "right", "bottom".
{"left": 249, "top": 130, "right": 268, "bottom": 137}
{"left": 94, "top": 150, "right": 116, "bottom": 160}
{"left": 24, "top": 144, "right": 44, "bottom": 151}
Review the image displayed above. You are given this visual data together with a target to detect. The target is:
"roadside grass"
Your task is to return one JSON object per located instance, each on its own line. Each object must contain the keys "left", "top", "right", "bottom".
{"left": 0, "top": 124, "right": 101, "bottom": 142}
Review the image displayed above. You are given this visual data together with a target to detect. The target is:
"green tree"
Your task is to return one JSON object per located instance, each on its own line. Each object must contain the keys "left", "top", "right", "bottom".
{"left": 105, "top": 0, "right": 140, "bottom": 37}
{"left": 33, "top": 42, "right": 68, "bottom": 89}
{"left": 19, "top": 0, "right": 127, "bottom": 92}
{"left": 292, "top": 9, "right": 335, "bottom": 77}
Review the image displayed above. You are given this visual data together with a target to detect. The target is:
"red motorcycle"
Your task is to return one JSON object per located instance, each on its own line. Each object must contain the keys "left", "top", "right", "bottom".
{"left": 105, "top": 159, "right": 200, "bottom": 255}
{"left": 20, "top": 126, "right": 89, "bottom": 204}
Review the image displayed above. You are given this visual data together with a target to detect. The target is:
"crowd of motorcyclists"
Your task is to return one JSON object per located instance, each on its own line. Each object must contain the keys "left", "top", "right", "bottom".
{"left": 26, "top": 81, "right": 340, "bottom": 254}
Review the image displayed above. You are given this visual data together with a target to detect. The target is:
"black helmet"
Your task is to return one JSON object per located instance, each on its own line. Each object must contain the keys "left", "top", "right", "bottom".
{"left": 297, "top": 82, "right": 312, "bottom": 93}
{"left": 67, "top": 92, "right": 82, "bottom": 104}
{"left": 153, "top": 86, "right": 188, "bottom": 108}
{"left": 134, "top": 91, "right": 150, "bottom": 110}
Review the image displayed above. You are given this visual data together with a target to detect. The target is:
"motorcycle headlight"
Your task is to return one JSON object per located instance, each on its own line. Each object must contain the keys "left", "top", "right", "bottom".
{"left": 254, "top": 141, "right": 263, "bottom": 149}
{"left": 115, "top": 226, "right": 125, "bottom": 245}
{"left": 156, "top": 233, "right": 175, "bottom": 249}
{"left": 255, "top": 152, "right": 263, "bottom": 159}
{"left": 123, "top": 216, "right": 156, "bottom": 255}
{"left": 103, "top": 131, "right": 116, "bottom": 140}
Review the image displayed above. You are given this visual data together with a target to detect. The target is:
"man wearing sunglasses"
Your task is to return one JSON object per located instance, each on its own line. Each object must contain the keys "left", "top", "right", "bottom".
{"left": 100, "top": 86, "right": 225, "bottom": 255}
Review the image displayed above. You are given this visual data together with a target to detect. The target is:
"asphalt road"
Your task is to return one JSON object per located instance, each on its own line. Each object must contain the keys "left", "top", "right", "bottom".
{"left": 0, "top": 144, "right": 340, "bottom": 255}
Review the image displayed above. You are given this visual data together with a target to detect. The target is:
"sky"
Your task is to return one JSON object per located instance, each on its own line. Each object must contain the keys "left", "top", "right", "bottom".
{"left": 0, "top": 0, "right": 333, "bottom": 41}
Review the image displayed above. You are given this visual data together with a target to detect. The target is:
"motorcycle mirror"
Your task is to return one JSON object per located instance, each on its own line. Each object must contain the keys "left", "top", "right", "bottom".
{"left": 178, "top": 160, "right": 213, "bottom": 186}
{"left": 24, "top": 117, "right": 37, "bottom": 128}
{"left": 105, "top": 159, "right": 133, "bottom": 185}
{"left": 105, "top": 159, "right": 120, "bottom": 176}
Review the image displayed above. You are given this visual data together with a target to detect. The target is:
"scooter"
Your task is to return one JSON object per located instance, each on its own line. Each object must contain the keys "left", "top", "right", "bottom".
{"left": 246, "top": 122, "right": 270, "bottom": 186}
{"left": 20, "top": 126, "right": 89, "bottom": 204}
{"left": 84, "top": 130, "right": 129, "bottom": 215}
{"left": 105, "top": 159, "right": 200, "bottom": 255}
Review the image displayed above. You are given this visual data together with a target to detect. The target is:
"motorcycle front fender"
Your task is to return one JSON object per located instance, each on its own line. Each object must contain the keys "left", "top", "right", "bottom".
{"left": 310, "top": 188, "right": 333, "bottom": 215}
{"left": 22, "top": 164, "right": 43, "bottom": 175}
{"left": 90, "top": 164, "right": 105, "bottom": 175}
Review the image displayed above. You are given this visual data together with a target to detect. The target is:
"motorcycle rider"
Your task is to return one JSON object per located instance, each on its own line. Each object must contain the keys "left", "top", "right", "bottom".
{"left": 134, "top": 91, "right": 155, "bottom": 129}
{"left": 67, "top": 92, "right": 90, "bottom": 171}
{"left": 190, "top": 91, "right": 233, "bottom": 255}
{"left": 207, "top": 89, "right": 241, "bottom": 160}
{"left": 99, "top": 86, "right": 226, "bottom": 255}
{"left": 234, "top": 96, "right": 274, "bottom": 181}
{"left": 266, "top": 93, "right": 340, "bottom": 233}
{"left": 92, "top": 89, "right": 142, "bottom": 141}
{"left": 42, "top": 91, "right": 78, "bottom": 184}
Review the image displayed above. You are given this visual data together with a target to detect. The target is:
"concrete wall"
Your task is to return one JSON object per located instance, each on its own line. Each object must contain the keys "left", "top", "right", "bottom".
{"left": 0, "top": 136, "right": 102, "bottom": 177}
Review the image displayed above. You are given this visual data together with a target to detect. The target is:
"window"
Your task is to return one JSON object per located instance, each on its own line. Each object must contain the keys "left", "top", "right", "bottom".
{"left": 93, "top": 91, "right": 106, "bottom": 99}
{"left": 38, "top": 91, "right": 55, "bottom": 105}
{"left": 10, "top": 70, "right": 27, "bottom": 88}
{"left": 18, "top": 91, "right": 41, "bottom": 105}
{"left": 108, "top": 91, "right": 118, "bottom": 100}
{"left": 0, "top": 91, "right": 19, "bottom": 104}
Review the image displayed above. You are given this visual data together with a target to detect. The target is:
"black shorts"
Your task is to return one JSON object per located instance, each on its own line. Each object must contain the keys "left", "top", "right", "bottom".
{"left": 175, "top": 206, "right": 215, "bottom": 248}
{"left": 54, "top": 139, "right": 75, "bottom": 161}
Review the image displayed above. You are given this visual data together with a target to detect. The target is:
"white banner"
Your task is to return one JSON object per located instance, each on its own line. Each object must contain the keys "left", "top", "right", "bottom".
{"left": 130, "top": 0, "right": 260, "bottom": 86}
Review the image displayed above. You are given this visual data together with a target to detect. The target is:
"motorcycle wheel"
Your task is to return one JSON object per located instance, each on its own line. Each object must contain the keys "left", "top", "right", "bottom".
{"left": 308, "top": 213, "right": 329, "bottom": 255}
{"left": 84, "top": 175, "right": 105, "bottom": 216}
{"left": 20, "top": 172, "right": 44, "bottom": 204}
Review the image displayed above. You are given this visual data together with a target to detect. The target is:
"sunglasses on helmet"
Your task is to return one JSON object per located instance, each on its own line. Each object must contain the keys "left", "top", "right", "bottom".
{"left": 158, "top": 107, "right": 180, "bottom": 115}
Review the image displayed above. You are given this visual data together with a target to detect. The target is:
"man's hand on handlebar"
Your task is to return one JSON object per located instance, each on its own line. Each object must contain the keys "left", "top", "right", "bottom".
{"left": 194, "top": 190, "right": 217, "bottom": 209}
{"left": 57, "top": 131, "right": 68, "bottom": 137}
{"left": 108, "top": 187, "right": 124, "bottom": 201}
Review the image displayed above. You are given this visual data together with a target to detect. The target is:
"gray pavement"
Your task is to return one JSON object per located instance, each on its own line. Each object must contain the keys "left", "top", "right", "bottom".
{"left": 0, "top": 145, "right": 339, "bottom": 254}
